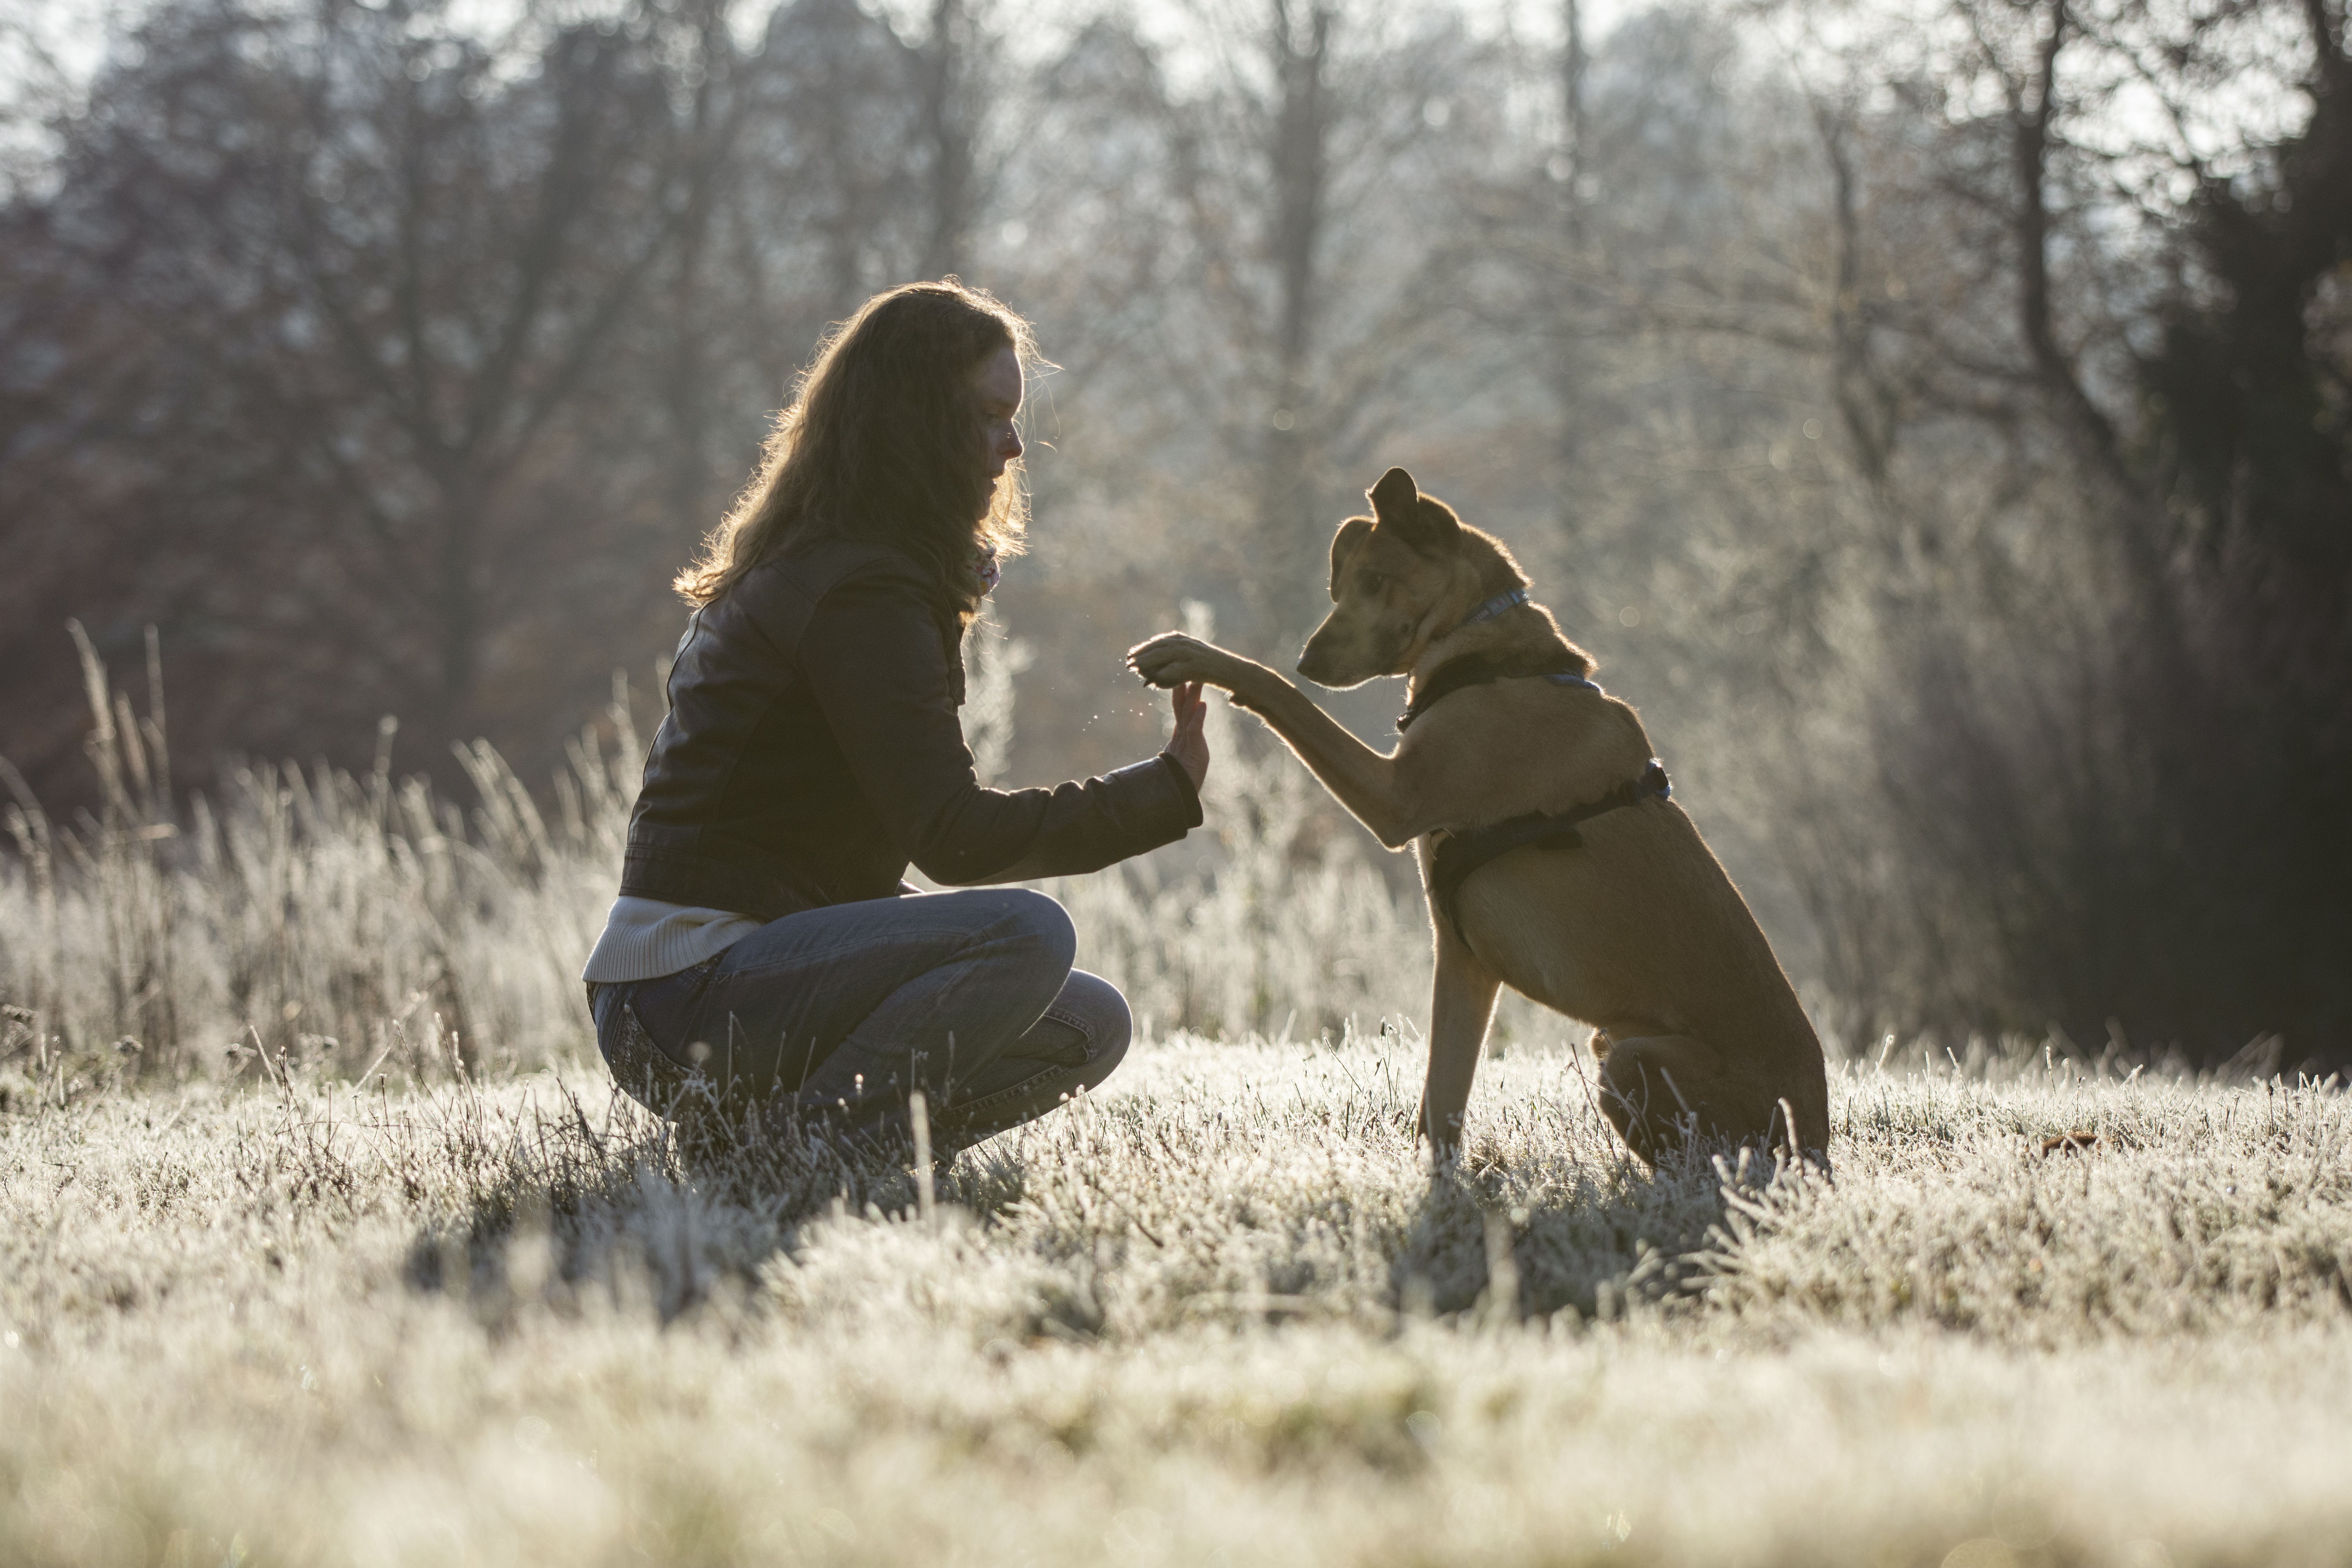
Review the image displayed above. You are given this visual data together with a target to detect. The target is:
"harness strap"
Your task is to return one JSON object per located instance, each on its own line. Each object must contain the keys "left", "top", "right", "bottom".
{"left": 1430, "top": 760, "right": 1671, "bottom": 946}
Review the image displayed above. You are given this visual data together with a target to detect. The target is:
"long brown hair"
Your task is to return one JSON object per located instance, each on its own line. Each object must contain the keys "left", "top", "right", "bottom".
{"left": 676, "top": 280, "right": 1034, "bottom": 614}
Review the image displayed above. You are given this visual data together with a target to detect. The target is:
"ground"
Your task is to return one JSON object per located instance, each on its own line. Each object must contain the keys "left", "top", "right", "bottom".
{"left": 3, "top": 1034, "right": 2348, "bottom": 1567}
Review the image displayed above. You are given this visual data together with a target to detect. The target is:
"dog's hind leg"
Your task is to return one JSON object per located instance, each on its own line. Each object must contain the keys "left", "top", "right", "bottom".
{"left": 1417, "top": 933, "right": 1503, "bottom": 1157}
{"left": 1591, "top": 1032, "right": 1788, "bottom": 1166}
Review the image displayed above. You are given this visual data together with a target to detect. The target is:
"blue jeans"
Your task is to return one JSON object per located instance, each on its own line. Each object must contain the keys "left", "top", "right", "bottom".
{"left": 587, "top": 887, "right": 1129, "bottom": 1154}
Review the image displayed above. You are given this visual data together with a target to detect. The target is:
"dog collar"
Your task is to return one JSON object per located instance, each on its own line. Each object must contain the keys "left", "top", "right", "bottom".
{"left": 1462, "top": 587, "right": 1528, "bottom": 626}
{"left": 1399, "top": 649, "right": 1594, "bottom": 731}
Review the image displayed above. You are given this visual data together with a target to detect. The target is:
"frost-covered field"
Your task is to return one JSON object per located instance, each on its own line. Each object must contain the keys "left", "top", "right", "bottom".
{"left": 4, "top": 1035, "right": 2348, "bottom": 1568}
{"left": 5, "top": 672, "right": 2348, "bottom": 1564}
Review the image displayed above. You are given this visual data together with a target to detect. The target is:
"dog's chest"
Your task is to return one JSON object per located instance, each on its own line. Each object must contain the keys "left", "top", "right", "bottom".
{"left": 1398, "top": 696, "right": 1634, "bottom": 827}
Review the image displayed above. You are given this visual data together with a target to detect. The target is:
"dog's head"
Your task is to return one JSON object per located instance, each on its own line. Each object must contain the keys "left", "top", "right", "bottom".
{"left": 1298, "top": 467, "right": 1495, "bottom": 688}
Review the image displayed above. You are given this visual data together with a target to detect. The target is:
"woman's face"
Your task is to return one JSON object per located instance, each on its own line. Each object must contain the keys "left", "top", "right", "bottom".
{"left": 972, "top": 344, "right": 1024, "bottom": 495}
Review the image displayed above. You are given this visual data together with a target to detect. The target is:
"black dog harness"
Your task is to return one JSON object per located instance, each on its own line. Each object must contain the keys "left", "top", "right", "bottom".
{"left": 1396, "top": 611, "right": 1672, "bottom": 943}
{"left": 1429, "top": 760, "right": 1672, "bottom": 944}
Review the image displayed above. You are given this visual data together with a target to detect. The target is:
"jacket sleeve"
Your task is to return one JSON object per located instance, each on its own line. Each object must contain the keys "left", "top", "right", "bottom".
{"left": 793, "top": 557, "right": 1201, "bottom": 885}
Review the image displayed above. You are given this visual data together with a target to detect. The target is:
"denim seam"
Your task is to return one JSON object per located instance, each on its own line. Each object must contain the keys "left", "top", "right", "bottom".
{"left": 940, "top": 1062, "right": 1088, "bottom": 1127}
{"left": 1031, "top": 1007, "right": 1099, "bottom": 1063}
{"left": 710, "top": 929, "right": 978, "bottom": 982}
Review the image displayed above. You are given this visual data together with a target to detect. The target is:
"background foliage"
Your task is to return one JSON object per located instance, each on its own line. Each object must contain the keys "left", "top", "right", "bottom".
{"left": 2, "top": 0, "right": 2347, "bottom": 1060}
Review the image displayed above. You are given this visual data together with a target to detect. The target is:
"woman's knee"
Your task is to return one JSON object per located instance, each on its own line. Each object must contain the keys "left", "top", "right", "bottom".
{"left": 969, "top": 886, "right": 1076, "bottom": 972}
{"left": 1054, "top": 969, "right": 1132, "bottom": 1080}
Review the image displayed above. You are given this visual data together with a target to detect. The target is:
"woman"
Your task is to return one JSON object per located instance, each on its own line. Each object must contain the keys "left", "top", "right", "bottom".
{"left": 583, "top": 281, "right": 1209, "bottom": 1154}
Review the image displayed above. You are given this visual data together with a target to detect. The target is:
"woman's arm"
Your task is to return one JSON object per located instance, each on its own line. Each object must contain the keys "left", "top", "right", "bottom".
{"left": 797, "top": 559, "right": 1203, "bottom": 884}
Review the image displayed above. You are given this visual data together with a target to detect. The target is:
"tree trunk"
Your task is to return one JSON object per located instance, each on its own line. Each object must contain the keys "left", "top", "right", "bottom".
{"left": 919, "top": 0, "right": 974, "bottom": 279}
{"left": 2009, "top": 0, "right": 2124, "bottom": 486}
{"left": 1251, "top": 0, "right": 1332, "bottom": 645}
{"left": 436, "top": 484, "right": 480, "bottom": 728}
{"left": 1550, "top": 0, "right": 1588, "bottom": 539}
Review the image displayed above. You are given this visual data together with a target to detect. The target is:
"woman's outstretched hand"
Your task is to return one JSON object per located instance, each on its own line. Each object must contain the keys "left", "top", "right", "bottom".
{"left": 1136, "top": 632, "right": 1265, "bottom": 795}
{"left": 1164, "top": 680, "right": 1209, "bottom": 793}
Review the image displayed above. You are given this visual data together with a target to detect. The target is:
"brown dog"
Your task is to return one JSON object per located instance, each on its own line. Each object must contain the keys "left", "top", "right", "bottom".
{"left": 1129, "top": 467, "right": 1829, "bottom": 1165}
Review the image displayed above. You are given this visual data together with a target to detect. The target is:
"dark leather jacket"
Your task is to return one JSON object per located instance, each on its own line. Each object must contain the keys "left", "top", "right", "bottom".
{"left": 619, "top": 536, "right": 1200, "bottom": 920}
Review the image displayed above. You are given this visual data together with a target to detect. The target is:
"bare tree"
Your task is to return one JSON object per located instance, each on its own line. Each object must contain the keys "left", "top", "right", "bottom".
{"left": 1126, "top": 1, "right": 1520, "bottom": 645}
{"left": 0, "top": 0, "right": 764, "bottom": 804}
{"left": 259, "top": 0, "right": 743, "bottom": 724}
{"left": 1253, "top": 0, "right": 1334, "bottom": 637}
{"left": 917, "top": 0, "right": 981, "bottom": 278}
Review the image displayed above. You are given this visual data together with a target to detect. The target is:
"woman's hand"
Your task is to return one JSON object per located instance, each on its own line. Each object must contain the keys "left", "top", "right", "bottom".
{"left": 1164, "top": 680, "right": 1209, "bottom": 793}
{"left": 1132, "top": 633, "right": 1262, "bottom": 797}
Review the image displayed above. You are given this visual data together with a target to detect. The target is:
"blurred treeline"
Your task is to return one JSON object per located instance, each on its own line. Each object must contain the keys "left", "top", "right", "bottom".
{"left": 1, "top": 0, "right": 2345, "bottom": 1063}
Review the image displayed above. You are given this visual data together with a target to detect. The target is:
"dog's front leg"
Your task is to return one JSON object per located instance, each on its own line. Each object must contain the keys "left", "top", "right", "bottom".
{"left": 1418, "top": 926, "right": 1503, "bottom": 1156}
{"left": 1128, "top": 633, "right": 1424, "bottom": 847}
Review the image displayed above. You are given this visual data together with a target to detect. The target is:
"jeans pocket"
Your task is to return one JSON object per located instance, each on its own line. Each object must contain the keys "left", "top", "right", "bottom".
{"left": 626, "top": 955, "right": 724, "bottom": 1064}
{"left": 600, "top": 1000, "right": 700, "bottom": 1112}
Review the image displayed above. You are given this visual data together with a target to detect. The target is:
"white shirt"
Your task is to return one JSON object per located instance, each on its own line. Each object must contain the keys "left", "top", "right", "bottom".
{"left": 581, "top": 897, "right": 763, "bottom": 984}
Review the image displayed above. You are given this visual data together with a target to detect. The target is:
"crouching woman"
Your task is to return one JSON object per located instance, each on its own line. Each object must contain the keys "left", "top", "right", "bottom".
{"left": 583, "top": 281, "right": 1208, "bottom": 1155}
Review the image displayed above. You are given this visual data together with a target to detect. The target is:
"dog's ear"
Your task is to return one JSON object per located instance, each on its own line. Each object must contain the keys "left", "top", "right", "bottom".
{"left": 1367, "top": 466, "right": 1459, "bottom": 554}
{"left": 1368, "top": 468, "right": 1419, "bottom": 522}
{"left": 1328, "top": 517, "right": 1374, "bottom": 598}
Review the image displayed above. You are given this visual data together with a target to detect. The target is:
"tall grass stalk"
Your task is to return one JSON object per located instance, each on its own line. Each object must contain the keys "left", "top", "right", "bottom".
{"left": 1, "top": 620, "right": 1437, "bottom": 1094}
{"left": 0, "top": 633, "right": 647, "bottom": 1086}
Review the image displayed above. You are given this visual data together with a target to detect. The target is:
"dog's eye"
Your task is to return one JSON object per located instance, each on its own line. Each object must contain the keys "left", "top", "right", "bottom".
{"left": 1357, "top": 570, "right": 1386, "bottom": 594}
